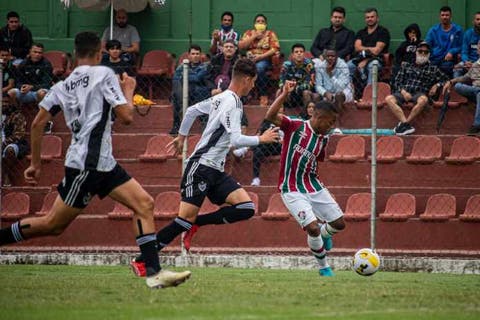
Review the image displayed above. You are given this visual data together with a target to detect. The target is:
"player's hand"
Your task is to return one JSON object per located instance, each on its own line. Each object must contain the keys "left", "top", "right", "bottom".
{"left": 119, "top": 72, "right": 136, "bottom": 93}
{"left": 166, "top": 135, "right": 185, "bottom": 156}
{"left": 283, "top": 80, "right": 296, "bottom": 94}
{"left": 259, "top": 127, "right": 280, "bottom": 144}
{"left": 24, "top": 165, "right": 41, "bottom": 186}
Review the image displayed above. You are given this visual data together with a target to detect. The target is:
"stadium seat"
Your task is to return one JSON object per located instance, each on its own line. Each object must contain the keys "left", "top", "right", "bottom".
{"left": 356, "top": 82, "right": 391, "bottom": 109}
{"left": 44, "top": 50, "right": 68, "bottom": 79}
{"left": 369, "top": 136, "right": 403, "bottom": 163}
{"left": 261, "top": 193, "right": 290, "bottom": 220}
{"left": 1, "top": 192, "right": 30, "bottom": 220}
{"left": 36, "top": 191, "right": 59, "bottom": 216}
{"left": 139, "top": 134, "right": 176, "bottom": 162}
{"left": 433, "top": 88, "right": 468, "bottom": 109}
{"left": 344, "top": 193, "right": 371, "bottom": 221}
{"left": 329, "top": 135, "right": 365, "bottom": 162}
{"left": 137, "top": 50, "right": 175, "bottom": 99}
{"left": 419, "top": 194, "right": 456, "bottom": 222}
{"left": 379, "top": 193, "right": 416, "bottom": 222}
{"left": 459, "top": 195, "right": 480, "bottom": 222}
{"left": 199, "top": 198, "right": 220, "bottom": 215}
{"left": 27, "top": 135, "right": 62, "bottom": 161}
{"left": 445, "top": 136, "right": 480, "bottom": 165}
{"left": 107, "top": 202, "right": 134, "bottom": 220}
{"left": 247, "top": 191, "right": 259, "bottom": 215}
{"left": 406, "top": 136, "right": 443, "bottom": 164}
{"left": 153, "top": 191, "right": 180, "bottom": 220}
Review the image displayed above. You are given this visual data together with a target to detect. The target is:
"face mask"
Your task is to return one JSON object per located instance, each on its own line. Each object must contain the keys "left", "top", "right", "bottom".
{"left": 254, "top": 23, "right": 266, "bottom": 32}
{"left": 416, "top": 53, "right": 430, "bottom": 65}
{"left": 221, "top": 24, "right": 232, "bottom": 32}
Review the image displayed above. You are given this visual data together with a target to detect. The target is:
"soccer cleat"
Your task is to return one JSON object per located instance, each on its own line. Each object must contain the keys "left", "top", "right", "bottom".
{"left": 146, "top": 269, "right": 192, "bottom": 289}
{"left": 183, "top": 224, "right": 199, "bottom": 252}
{"left": 319, "top": 266, "right": 335, "bottom": 277}
{"left": 130, "top": 258, "right": 146, "bottom": 277}
{"left": 322, "top": 235, "right": 333, "bottom": 251}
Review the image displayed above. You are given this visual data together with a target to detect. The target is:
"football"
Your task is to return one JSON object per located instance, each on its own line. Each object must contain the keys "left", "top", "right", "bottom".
{"left": 352, "top": 248, "right": 381, "bottom": 276}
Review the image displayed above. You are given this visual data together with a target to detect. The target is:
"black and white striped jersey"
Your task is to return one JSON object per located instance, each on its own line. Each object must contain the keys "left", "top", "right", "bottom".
{"left": 40, "top": 65, "right": 127, "bottom": 171}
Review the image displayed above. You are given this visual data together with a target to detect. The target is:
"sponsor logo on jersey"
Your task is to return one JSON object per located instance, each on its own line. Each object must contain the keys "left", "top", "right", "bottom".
{"left": 65, "top": 75, "right": 90, "bottom": 91}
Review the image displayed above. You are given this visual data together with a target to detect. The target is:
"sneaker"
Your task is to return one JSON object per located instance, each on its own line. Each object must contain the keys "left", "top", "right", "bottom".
{"left": 183, "top": 224, "right": 199, "bottom": 252}
{"left": 467, "top": 125, "right": 480, "bottom": 135}
{"left": 250, "top": 177, "right": 261, "bottom": 186}
{"left": 146, "top": 269, "right": 191, "bottom": 289}
{"left": 130, "top": 258, "right": 147, "bottom": 277}
{"left": 233, "top": 147, "right": 248, "bottom": 158}
{"left": 395, "top": 122, "right": 415, "bottom": 135}
{"left": 322, "top": 235, "right": 333, "bottom": 251}
{"left": 319, "top": 266, "right": 335, "bottom": 277}
{"left": 44, "top": 121, "right": 53, "bottom": 134}
{"left": 393, "top": 122, "right": 402, "bottom": 134}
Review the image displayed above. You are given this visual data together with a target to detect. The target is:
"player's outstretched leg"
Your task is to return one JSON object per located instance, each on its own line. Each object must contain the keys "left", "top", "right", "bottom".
{"left": 308, "top": 234, "right": 334, "bottom": 277}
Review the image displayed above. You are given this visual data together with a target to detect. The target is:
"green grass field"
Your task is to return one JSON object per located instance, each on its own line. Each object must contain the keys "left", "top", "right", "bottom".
{"left": 0, "top": 265, "right": 479, "bottom": 320}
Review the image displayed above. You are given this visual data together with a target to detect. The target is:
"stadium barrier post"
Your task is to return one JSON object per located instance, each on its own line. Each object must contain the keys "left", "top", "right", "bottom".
{"left": 370, "top": 60, "right": 379, "bottom": 251}
{"left": 180, "top": 59, "right": 189, "bottom": 255}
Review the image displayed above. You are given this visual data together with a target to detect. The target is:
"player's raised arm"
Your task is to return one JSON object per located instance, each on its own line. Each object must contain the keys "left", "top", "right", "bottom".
{"left": 265, "top": 80, "right": 296, "bottom": 126}
{"left": 114, "top": 72, "right": 136, "bottom": 125}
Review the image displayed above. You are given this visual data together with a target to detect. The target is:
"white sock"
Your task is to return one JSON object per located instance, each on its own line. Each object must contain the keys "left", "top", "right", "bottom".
{"left": 307, "top": 234, "right": 328, "bottom": 268}
{"left": 320, "top": 223, "right": 340, "bottom": 239}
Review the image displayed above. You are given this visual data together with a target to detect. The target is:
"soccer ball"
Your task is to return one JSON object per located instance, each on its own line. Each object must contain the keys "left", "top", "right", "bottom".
{"left": 352, "top": 248, "right": 381, "bottom": 276}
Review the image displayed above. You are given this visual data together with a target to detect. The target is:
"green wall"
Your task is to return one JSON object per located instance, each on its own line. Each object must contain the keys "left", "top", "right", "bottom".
{"left": 1, "top": 0, "right": 479, "bottom": 58}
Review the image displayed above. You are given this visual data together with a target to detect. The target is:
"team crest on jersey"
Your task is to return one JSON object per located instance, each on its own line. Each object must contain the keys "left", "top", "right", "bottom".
{"left": 297, "top": 130, "right": 307, "bottom": 141}
{"left": 198, "top": 181, "right": 207, "bottom": 192}
{"left": 297, "top": 211, "right": 306, "bottom": 220}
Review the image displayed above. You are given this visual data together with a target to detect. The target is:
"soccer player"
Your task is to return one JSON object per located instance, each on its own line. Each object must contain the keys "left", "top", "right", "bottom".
{"left": 0, "top": 31, "right": 191, "bottom": 289}
{"left": 265, "top": 89, "right": 346, "bottom": 277}
{"left": 130, "top": 58, "right": 280, "bottom": 276}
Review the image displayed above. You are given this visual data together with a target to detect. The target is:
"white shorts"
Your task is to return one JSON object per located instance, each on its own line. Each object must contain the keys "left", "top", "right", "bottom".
{"left": 281, "top": 189, "right": 343, "bottom": 228}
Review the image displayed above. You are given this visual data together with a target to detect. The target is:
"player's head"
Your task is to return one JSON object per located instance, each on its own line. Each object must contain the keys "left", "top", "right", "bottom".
{"left": 309, "top": 101, "right": 338, "bottom": 134}
{"left": 231, "top": 58, "right": 257, "bottom": 96}
{"left": 74, "top": 31, "right": 102, "bottom": 64}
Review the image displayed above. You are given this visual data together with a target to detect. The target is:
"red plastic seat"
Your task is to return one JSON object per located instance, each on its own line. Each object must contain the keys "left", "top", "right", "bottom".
{"left": 459, "top": 195, "right": 480, "bottom": 222}
{"left": 261, "top": 193, "right": 290, "bottom": 220}
{"left": 247, "top": 191, "right": 259, "bottom": 215}
{"left": 379, "top": 193, "right": 416, "bottom": 222}
{"left": 344, "top": 193, "right": 371, "bottom": 221}
{"left": 406, "top": 136, "right": 442, "bottom": 164}
{"left": 27, "top": 135, "right": 62, "bottom": 161}
{"left": 329, "top": 135, "right": 365, "bottom": 162}
{"left": 137, "top": 50, "right": 175, "bottom": 99}
{"left": 445, "top": 136, "right": 480, "bottom": 165}
{"left": 433, "top": 88, "right": 468, "bottom": 109}
{"left": 199, "top": 198, "right": 220, "bottom": 215}
{"left": 1, "top": 192, "right": 30, "bottom": 220}
{"left": 139, "top": 134, "right": 176, "bottom": 162}
{"left": 356, "top": 82, "right": 391, "bottom": 109}
{"left": 369, "top": 136, "right": 403, "bottom": 163}
{"left": 153, "top": 191, "right": 180, "bottom": 220}
{"left": 44, "top": 51, "right": 67, "bottom": 78}
{"left": 419, "top": 194, "right": 456, "bottom": 222}
{"left": 107, "top": 202, "right": 133, "bottom": 220}
{"left": 35, "top": 191, "right": 59, "bottom": 216}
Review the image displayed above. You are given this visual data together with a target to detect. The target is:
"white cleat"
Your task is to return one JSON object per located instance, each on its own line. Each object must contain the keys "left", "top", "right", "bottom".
{"left": 146, "top": 269, "right": 192, "bottom": 289}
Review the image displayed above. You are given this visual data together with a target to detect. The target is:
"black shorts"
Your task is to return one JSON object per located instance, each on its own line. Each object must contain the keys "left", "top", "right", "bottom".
{"left": 393, "top": 92, "right": 427, "bottom": 105}
{"left": 180, "top": 161, "right": 242, "bottom": 207}
{"left": 57, "top": 164, "right": 131, "bottom": 209}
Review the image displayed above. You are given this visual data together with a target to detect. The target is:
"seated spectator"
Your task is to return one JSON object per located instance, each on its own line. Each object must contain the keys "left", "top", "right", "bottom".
{"left": 2, "top": 102, "right": 28, "bottom": 186}
{"left": 278, "top": 43, "right": 318, "bottom": 112}
{"left": 1, "top": 46, "right": 15, "bottom": 97}
{"left": 385, "top": 42, "right": 449, "bottom": 135}
{"left": 205, "top": 39, "right": 239, "bottom": 96}
{"left": 347, "top": 8, "right": 390, "bottom": 99}
{"left": 170, "top": 44, "right": 210, "bottom": 135}
{"left": 210, "top": 11, "right": 239, "bottom": 56}
{"left": 310, "top": 6, "right": 354, "bottom": 60}
{"left": 314, "top": 48, "right": 353, "bottom": 113}
{"left": 443, "top": 41, "right": 480, "bottom": 135}
{"left": 0, "top": 11, "right": 32, "bottom": 66}
{"left": 425, "top": 6, "right": 463, "bottom": 77}
{"left": 454, "top": 12, "right": 480, "bottom": 77}
{"left": 101, "top": 39, "right": 135, "bottom": 76}
{"left": 101, "top": 9, "right": 140, "bottom": 65}
{"left": 394, "top": 23, "right": 422, "bottom": 77}
{"left": 239, "top": 13, "right": 280, "bottom": 106}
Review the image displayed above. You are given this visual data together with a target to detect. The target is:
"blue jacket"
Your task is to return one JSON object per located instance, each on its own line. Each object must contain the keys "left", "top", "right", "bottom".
{"left": 173, "top": 61, "right": 208, "bottom": 84}
{"left": 425, "top": 23, "right": 463, "bottom": 64}
{"left": 461, "top": 28, "right": 480, "bottom": 62}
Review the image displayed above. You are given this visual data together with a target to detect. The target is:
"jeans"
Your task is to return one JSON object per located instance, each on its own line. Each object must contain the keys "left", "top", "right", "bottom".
{"left": 347, "top": 59, "right": 383, "bottom": 84}
{"left": 255, "top": 59, "right": 272, "bottom": 96}
{"left": 11, "top": 88, "right": 47, "bottom": 104}
{"left": 454, "top": 83, "right": 480, "bottom": 126}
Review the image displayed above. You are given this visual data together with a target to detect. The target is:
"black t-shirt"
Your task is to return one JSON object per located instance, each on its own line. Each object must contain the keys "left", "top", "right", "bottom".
{"left": 355, "top": 25, "right": 391, "bottom": 55}
{"left": 101, "top": 59, "right": 135, "bottom": 76}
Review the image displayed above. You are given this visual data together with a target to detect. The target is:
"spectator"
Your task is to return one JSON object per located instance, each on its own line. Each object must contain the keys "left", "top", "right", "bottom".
{"left": 310, "top": 6, "right": 354, "bottom": 60}
{"left": 101, "top": 39, "right": 134, "bottom": 76}
{"left": 278, "top": 43, "right": 318, "bottom": 111}
{"left": 347, "top": 8, "right": 390, "bottom": 99}
{"left": 454, "top": 12, "right": 480, "bottom": 77}
{"left": 385, "top": 41, "right": 449, "bottom": 135}
{"left": 101, "top": 9, "right": 140, "bottom": 65}
{"left": 425, "top": 6, "right": 463, "bottom": 77}
{"left": 1, "top": 46, "right": 15, "bottom": 97}
{"left": 2, "top": 102, "right": 28, "bottom": 186}
{"left": 0, "top": 11, "right": 32, "bottom": 66}
{"left": 209, "top": 11, "right": 239, "bottom": 56}
{"left": 314, "top": 48, "right": 353, "bottom": 113}
{"left": 205, "top": 39, "right": 239, "bottom": 96}
{"left": 239, "top": 13, "right": 280, "bottom": 107}
{"left": 394, "top": 23, "right": 422, "bottom": 76}
{"left": 443, "top": 41, "right": 480, "bottom": 135}
{"left": 170, "top": 44, "right": 210, "bottom": 135}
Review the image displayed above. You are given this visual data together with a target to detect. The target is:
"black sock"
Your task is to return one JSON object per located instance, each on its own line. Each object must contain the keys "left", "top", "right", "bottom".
{"left": 136, "top": 233, "right": 161, "bottom": 276}
{"left": 156, "top": 217, "right": 192, "bottom": 249}
{"left": 195, "top": 202, "right": 255, "bottom": 226}
{"left": 0, "top": 222, "right": 25, "bottom": 245}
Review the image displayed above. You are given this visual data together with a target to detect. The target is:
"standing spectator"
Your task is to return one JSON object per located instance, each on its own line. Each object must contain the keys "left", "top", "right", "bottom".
{"left": 101, "top": 9, "right": 140, "bottom": 65}
{"left": 315, "top": 48, "right": 353, "bottom": 113}
{"left": 454, "top": 12, "right": 480, "bottom": 77}
{"left": 310, "top": 6, "right": 354, "bottom": 60}
{"left": 170, "top": 44, "right": 210, "bottom": 135}
{"left": 0, "top": 11, "right": 32, "bottom": 66}
{"left": 425, "top": 6, "right": 463, "bottom": 77}
{"left": 1, "top": 46, "right": 15, "bottom": 97}
{"left": 394, "top": 24, "right": 422, "bottom": 77}
{"left": 347, "top": 8, "right": 390, "bottom": 99}
{"left": 101, "top": 39, "right": 134, "bottom": 76}
{"left": 239, "top": 13, "right": 280, "bottom": 107}
{"left": 385, "top": 42, "right": 449, "bottom": 135}
{"left": 209, "top": 11, "right": 239, "bottom": 56}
